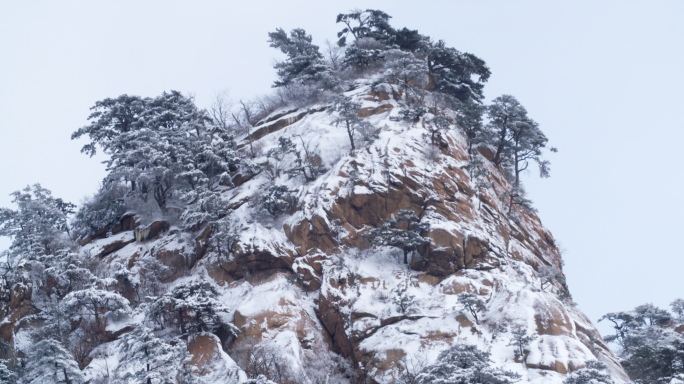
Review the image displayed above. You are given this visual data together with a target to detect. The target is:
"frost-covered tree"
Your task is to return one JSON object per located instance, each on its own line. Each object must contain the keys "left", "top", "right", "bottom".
{"left": 117, "top": 326, "right": 188, "bottom": 384}
{"left": 383, "top": 49, "right": 429, "bottom": 103}
{"left": 0, "top": 184, "right": 73, "bottom": 262}
{"left": 563, "top": 361, "right": 614, "bottom": 384}
{"left": 671, "top": 298, "right": 684, "bottom": 321}
{"left": 268, "top": 28, "right": 330, "bottom": 87}
{"left": 424, "top": 115, "right": 450, "bottom": 147}
{"left": 363, "top": 210, "right": 430, "bottom": 265}
{"left": 328, "top": 95, "right": 366, "bottom": 150}
{"left": 335, "top": 9, "right": 394, "bottom": 47}
{"left": 414, "top": 344, "right": 520, "bottom": 384}
{"left": 507, "top": 325, "right": 537, "bottom": 361}
{"left": 392, "top": 286, "right": 416, "bottom": 314}
{"left": 61, "top": 288, "right": 130, "bottom": 328}
{"left": 486, "top": 95, "right": 554, "bottom": 187}
{"left": 0, "top": 360, "right": 16, "bottom": 384}
{"left": 246, "top": 375, "right": 277, "bottom": 384}
{"left": 427, "top": 41, "right": 491, "bottom": 103}
{"left": 20, "top": 339, "right": 84, "bottom": 384}
{"left": 258, "top": 185, "right": 296, "bottom": 217}
{"left": 538, "top": 265, "right": 565, "bottom": 291}
{"left": 71, "top": 181, "right": 127, "bottom": 240}
{"left": 146, "top": 279, "right": 236, "bottom": 336}
{"left": 73, "top": 91, "right": 241, "bottom": 217}
{"left": 456, "top": 100, "right": 486, "bottom": 158}
{"left": 599, "top": 302, "right": 684, "bottom": 383}
{"left": 458, "top": 292, "right": 486, "bottom": 324}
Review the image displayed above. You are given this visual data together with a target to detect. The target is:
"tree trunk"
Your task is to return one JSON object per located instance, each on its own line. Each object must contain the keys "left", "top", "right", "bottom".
{"left": 346, "top": 122, "right": 356, "bottom": 150}
{"left": 178, "top": 309, "right": 185, "bottom": 334}
{"left": 403, "top": 249, "right": 408, "bottom": 264}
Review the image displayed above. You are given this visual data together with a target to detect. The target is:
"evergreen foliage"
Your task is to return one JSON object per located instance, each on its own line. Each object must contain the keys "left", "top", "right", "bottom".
{"left": 258, "top": 185, "right": 295, "bottom": 217}
{"left": 20, "top": 339, "right": 84, "bottom": 384}
{"left": 117, "top": 326, "right": 189, "bottom": 384}
{"left": 563, "top": 361, "right": 614, "bottom": 384}
{"left": 392, "top": 286, "right": 416, "bottom": 314}
{"left": 458, "top": 292, "right": 486, "bottom": 324}
{"left": 507, "top": 325, "right": 537, "bottom": 361}
{"left": 268, "top": 28, "right": 330, "bottom": 87}
{"left": 414, "top": 344, "right": 521, "bottom": 384}
{"left": 600, "top": 301, "right": 684, "bottom": 383}
{"left": 427, "top": 41, "right": 491, "bottom": 102}
{"left": 363, "top": 210, "right": 430, "bottom": 265}
{"left": 0, "top": 360, "right": 16, "bottom": 384}
{"left": 146, "top": 279, "right": 237, "bottom": 335}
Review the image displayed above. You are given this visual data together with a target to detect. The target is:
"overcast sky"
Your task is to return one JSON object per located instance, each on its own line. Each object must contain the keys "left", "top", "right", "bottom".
{"left": 1, "top": 0, "right": 682, "bottom": 336}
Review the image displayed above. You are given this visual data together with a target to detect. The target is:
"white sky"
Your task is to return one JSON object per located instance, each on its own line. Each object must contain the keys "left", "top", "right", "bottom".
{"left": 1, "top": 0, "right": 682, "bottom": 336}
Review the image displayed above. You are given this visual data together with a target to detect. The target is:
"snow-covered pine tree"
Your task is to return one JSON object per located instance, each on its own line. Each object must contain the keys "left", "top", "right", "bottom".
{"left": 486, "top": 94, "right": 555, "bottom": 187}
{"left": 538, "top": 265, "right": 565, "bottom": 291}
{"left": 328, "top": 95, "right": 366, "bottom": 150}
{"left": 424, "top": 115, "right": 450, "bottom": 147}
{"left": 61, "top": 288, "right": 130, "bottom": 329}
{"left": 392, "top": 286, "right": 416, "bottom": 314}
{"left": 268, "top": 28, "right": 330, "bottom": 87}
{"left": 117, "top": 325, "right": 188, "bottom": 384}
{"left": 672, "top": 298, "right": 684, "bottom": 321}
{"left": 146, "top": 279, "right": 237, "bottom": 336}
{"left": 0, "top": 360, "right": 16, "bottom": 384}
{"left": 507, "top": 325, "right": 537, "bottom": 362}
{"left": 455, "top": 99, "right": 486, "bottom": 158}
{"left": 414, "top": 344, "right": 520, "bottom": 384}
{"left": 563, "top": 361, "right": 614, "bottom": 384}
{"left": 335, "top": 9, "right": 394, "bottom": 48}
{"left": 0, "top": 184, "right": 73, "bottom": 262}
{"left": 363, "top": 209, "right": 430, "bottom": 265}
{"left": 458, "top": 292, "right": 487, "bottom": 324}
{"left": 71, "top": 181, "right": 127, "bottom": 241}
{"left": 600, "top": 302, "right": 684, "bottom": 382}
{"left": 382, "top": 49, "right": 428, "bottom": 105}
{"left": 20, "top": 339, "right": 84, "bottom": 384}
{"left": 426, "top": 41, "right": 491, "bottom": 103}
{"left": 258, "top": 185, "right": 295, "bottom": 217}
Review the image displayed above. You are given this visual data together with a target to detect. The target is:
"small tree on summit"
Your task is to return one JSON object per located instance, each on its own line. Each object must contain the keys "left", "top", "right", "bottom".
{"left": 364, "top": 210, "right": 430, "bottom": 265}
{"left": 427, "top": 41, "right": 491, "bottom": 103}
{"left": 268, "top": 28, "right": 329, "bottom": 87}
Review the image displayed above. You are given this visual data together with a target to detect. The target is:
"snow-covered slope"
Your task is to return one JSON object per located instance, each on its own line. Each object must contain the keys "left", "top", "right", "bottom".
{"left": 46, "top": 79, "right": 627, "bottom": 383}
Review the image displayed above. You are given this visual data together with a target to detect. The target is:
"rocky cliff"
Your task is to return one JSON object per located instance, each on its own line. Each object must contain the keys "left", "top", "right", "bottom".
{"left": 3, "top": 79, "right": 629, "bottom": 384}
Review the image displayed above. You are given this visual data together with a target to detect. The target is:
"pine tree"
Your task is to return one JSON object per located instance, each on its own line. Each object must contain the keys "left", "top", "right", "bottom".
{"left": 268, "top": 28, "right": 330, "bottom": 87}
{"left": 538, "top": 265, "right": 565, "bottom": 291}
{"left": 258, "top": 185, "right": 295, "bottom": 217}
{"left": 458, "top": 292, "right": 486, "bottom": 324}
{"left": 392, "top": 286, "right": 416, "bottom": 314}
{"left": 363, "top": 210, "right": 430, "bottom": 264}
{"left": 335, "top": 9, "right": 394, "bottom": 47}
{"left": 0, "top": 184, "right": 73, "bottom": 261}
{"left": 672, "top": 298, "right": 684, "bottom": 321}
{"left": 20, "top": 339, "right": 84, "bottom": 384}
{"left": 427, "top": 41, "right": 491, "bottom": 103}
{"left": 146, "top": 279, "right": 237, "bottom": 336}
{"left": 414, "top": 344, "right": 520, "bottom": 384}
{"left": 563, "top": 361, "right": 614, "bottom": 384}
{"left": 486, "top": 95, "right": 555, "bottom": 187}
{"left": 507, "top": 325, "right": 537, "bottom": 362}
{"left": 456, "top": 100, "right": 486, "bottom": 158}
{"left": 328, "top": 95, "right": 366, "bottom": 150}
{"left": 61, "top": 288, "right": 130, "bottom": 328}
{"left": 0, "top": 360, "right": 16, "bottom": 384}
{"left": 117, "top": 326, "right": 187, "bottom": 384}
